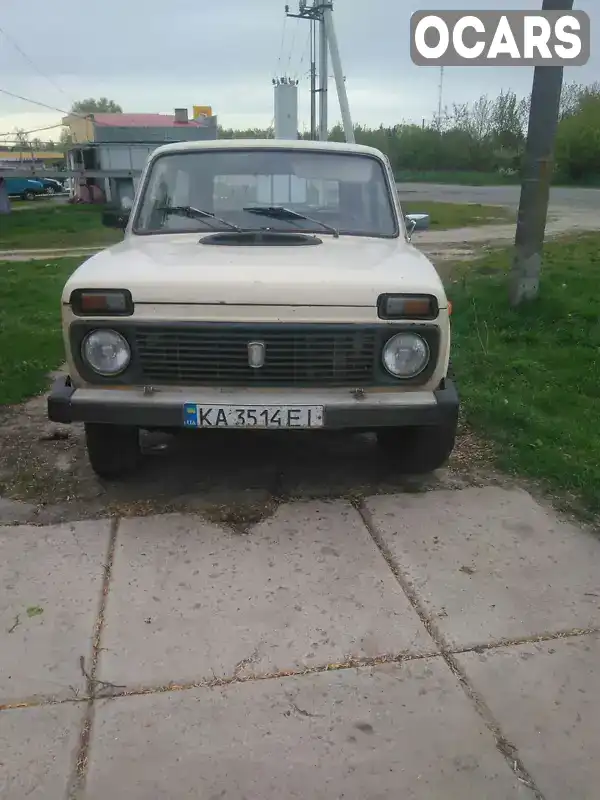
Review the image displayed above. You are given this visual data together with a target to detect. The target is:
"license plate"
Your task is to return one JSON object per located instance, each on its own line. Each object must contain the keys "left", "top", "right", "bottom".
{"left": 183, "top": 403, "right": 324, "bottom": 429}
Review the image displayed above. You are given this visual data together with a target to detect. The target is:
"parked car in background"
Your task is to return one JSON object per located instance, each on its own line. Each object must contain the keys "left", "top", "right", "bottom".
{"left": 37, "top": 177, "right": 65, "bottom": 195}
{"left": 3, "top": 176, "right": 46, "bottom": 200}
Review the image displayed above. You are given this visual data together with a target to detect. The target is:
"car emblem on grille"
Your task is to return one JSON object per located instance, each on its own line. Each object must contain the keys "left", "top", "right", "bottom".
{"left": 247, "top": 341, "right": 266, "bottom": 369}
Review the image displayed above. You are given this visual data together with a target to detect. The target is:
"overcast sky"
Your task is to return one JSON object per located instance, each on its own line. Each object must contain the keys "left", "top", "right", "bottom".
{"left": 0, "top": 0, "right": 597, "bottom": 142}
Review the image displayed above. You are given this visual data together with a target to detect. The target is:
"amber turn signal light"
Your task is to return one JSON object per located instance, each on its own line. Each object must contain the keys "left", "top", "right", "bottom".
{"left": 377, "top": 294, "right": 439, "bottom": 320}
{"left": 70, "top": 289, "right": 134, "bottom": 316}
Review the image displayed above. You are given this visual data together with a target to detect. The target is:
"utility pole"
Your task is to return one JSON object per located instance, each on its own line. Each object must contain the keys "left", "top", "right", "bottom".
{"left": 318, "top": 3, "right": 328, "bottom": 140}
{"left": 509, "top": 0, "right": 574, "bottom": 307}
{"left": 322, "top": 3, "right": 355, "bottom": 143}
{"left": 309, "top": 17, "right": 317, "bottom": 139}
{"left": 286, "top": 1, "right": 354, "bottom": 143}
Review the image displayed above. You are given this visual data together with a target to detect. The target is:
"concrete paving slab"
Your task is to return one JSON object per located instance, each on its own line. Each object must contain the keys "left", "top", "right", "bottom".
{"left": 0, "top": 520, "right": 110, "bottom": 703}
{"left": 365, "top": 487, "right": 600, "bottom": 648}
{"left": 85, "top": 660, "right": 533, "bottom": 800}
{"left": 99, "top": 501, "right": 435, "bottom": 688}
{"left": 458, "top": 633, "right": 600, "bottom": 800}
{"left": 0, "top": 701, "right": 85, "bottom": 799}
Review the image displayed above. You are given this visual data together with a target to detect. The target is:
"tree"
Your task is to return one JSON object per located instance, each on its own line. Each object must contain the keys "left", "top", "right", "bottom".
{"left": 60, "top": 98, "right": 122, "bottom": 150}
{"left": 13, "top": 128, "right": 29, "bottom": 146}
{"left": 555, "top": 93, "right": 600, "bottom": 182}
{"left": 559, "top": 81, "right": 585, "bottom": 120}
{"left": 60, "top": 128, "right": 73, "bottom": 148}
{"left": 70, "top": 97, "right": 123, "bottom": 115}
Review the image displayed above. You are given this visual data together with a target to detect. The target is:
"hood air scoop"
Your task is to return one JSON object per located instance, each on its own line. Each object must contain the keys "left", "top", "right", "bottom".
{"left": 201, "top": 231, "right": 323, "bottom": 247}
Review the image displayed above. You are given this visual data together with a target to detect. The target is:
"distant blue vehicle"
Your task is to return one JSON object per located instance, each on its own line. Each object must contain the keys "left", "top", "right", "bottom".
{"left": 2, "top": 176, "right": 46, "bottom": 200}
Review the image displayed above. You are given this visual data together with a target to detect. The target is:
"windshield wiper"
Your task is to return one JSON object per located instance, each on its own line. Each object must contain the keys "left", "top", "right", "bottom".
{"left": 242, "top": 205, "right": 339, "bottom": 238}
{"left": 158, "top": 205, "right": 241, "bottom": 232}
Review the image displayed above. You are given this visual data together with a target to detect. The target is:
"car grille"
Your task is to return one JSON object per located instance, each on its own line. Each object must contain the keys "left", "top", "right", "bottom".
{"left": 134, "top": 324, "right": 380, "bottom": 387}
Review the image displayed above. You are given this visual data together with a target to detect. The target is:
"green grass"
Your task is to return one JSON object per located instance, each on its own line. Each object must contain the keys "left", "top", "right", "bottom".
{"left": 0, "top": 258, "right": 84, "bottom": 405}
{"left": 449, "top": 233, "right": 600, "bottom": 513}
{"left": 402, "top": 200, "right": 514, "bottom": 230}
{"left": 0, "top": 204, "right": 123, "bottom": 250}
{"left": 10, "top": 198, "right": 58, "bottom": 209}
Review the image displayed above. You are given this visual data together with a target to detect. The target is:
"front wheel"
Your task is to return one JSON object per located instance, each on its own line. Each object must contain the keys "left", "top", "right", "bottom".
{"left": 84, "top": 422, "right": 142, "bottom": 479}
{"left": 377, "top": 416, "right": 458, "bottom": 474}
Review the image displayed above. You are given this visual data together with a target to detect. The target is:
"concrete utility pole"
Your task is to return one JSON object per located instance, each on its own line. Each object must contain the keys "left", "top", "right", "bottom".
{"left": 318, "top": 5, "right": 328, "bottom": 140}
{"left": 509, "top": 0, "right": 574, "bottom": 307}
{"left": 286, "top": 1, "right": 354, "bottom": 143}
{"left": 323, "top": 4, "right": 355, "bottom": 143}
{"left": 309, "top": 18, "right": 317, "bottom": 139}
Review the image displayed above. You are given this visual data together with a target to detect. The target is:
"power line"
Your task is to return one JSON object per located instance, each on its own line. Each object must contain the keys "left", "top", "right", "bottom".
{"left": 0, "top": 145, "right": 63, "bottom": 151}
{"left": 0, "top": 87, "right": 116, "bottom": 127}
{"left": 275, "top": 13, "right": 288, "bottom": 76}
{"left": 0, "top": 140, "right": 62, "bottom": 147}
{"left": 0, "top": 122, "right": 64, "bottom": 138}
{"left": 0, "top": 25, "right": 73, "bottom": 105}
{"left": 286, "top": 19, "right": 298, "bottom": 75}
{"left": 0, "top": 87, "right": 72, "bottom": 116}
{"left": 295, "top": 29, "right": 312, "bottom": 81}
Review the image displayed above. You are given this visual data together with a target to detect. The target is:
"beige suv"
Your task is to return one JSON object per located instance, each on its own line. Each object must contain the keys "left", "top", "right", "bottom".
{"left": 48, "top": 138, "right": 458, "bottom": 479}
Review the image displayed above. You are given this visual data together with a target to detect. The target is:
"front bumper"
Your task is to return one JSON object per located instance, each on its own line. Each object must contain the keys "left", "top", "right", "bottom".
{"left": 48, "top": 378, "right": 459, "bottom": 430}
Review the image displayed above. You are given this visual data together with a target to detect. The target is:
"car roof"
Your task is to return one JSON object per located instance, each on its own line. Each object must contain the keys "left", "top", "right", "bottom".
{"left": 150, "top": 138, "right": 386, "bottom": 160}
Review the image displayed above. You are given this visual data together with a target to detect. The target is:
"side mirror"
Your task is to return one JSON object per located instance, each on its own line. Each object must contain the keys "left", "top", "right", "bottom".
{"left": 102, "top": 208, "right": 129, "bottom": 230}
{"left": 404, "top": 212, "right": 430, "bottom": 241}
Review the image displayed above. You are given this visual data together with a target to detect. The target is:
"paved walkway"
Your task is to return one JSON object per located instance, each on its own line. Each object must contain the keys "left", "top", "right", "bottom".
{"left": 1, "top": 486, "right": 599, "bottom": 799}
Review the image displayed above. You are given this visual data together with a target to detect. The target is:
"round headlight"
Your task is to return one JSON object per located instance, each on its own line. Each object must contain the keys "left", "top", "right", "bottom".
{"left": 382, "top": 332, "right": 429, "bottom": 378}
{"left": 82, "top": 330, "right": 130, "bottom": 376}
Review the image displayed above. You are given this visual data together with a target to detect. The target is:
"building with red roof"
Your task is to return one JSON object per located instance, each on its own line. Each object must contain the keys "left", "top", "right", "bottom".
{"left": 62, "top": 107, "right": 216, "bottom": 145}
{"left": 61, "top": 106, "right": 217, "bottom": 207}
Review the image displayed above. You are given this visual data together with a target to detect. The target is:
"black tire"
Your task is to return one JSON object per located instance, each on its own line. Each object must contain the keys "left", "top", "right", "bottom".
{"left": 22, "top": 190, "right": 36, "bottom": 201}
{"left": 377, "top": 415, "right": 458, "bottom": 475}
{"left": 84, "top": 422, "right": 142, "bottom": 479}
{"left": 45, "top": 185, "right": 57, "bottom": 195}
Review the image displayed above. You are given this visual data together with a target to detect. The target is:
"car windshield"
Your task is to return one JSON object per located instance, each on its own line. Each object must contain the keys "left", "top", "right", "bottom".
{"left": 132, "top": 148, "right": 398, "bottom": 238}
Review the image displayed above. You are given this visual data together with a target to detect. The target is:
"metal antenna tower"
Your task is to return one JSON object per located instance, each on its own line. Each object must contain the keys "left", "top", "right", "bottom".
{"left": 437, "top": 66, "right": 444, "bottom": 130}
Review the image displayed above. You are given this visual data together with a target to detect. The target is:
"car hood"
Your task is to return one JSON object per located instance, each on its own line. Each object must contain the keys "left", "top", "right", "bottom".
{"left": 63, "top": 232, "right": 446, "bottom": 307}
